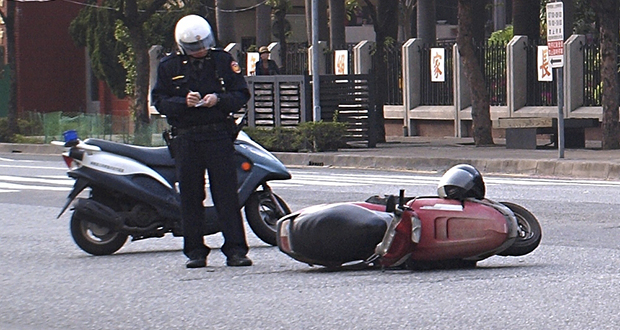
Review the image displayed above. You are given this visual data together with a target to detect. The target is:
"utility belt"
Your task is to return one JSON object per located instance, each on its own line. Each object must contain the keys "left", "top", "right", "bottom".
{"left": 163, "top": 121, "right": 236, "bottom": 159}
{"left": 176, "top": 122, "right": 229, "bottom": 135}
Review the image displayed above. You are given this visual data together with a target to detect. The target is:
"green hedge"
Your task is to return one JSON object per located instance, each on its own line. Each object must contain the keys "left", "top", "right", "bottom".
{"left": 243, "top": 120, "right": 348, "bottom": 152}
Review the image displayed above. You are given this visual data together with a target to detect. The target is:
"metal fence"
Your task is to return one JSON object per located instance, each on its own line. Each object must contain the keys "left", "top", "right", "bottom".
{"left": 371, "top": 42, "right": 403, "bottom": 106}
{"left": 245, "top": 74, "right": 377, "bottom": 147}
{"left": 582, "top": 41, "right": 601, "bottom": 106}
{"left": 526, "top": 40, "right": 557, "bottom": 106}
{"left": 478, "top": 41, "right": 508, "bottom": 106}
{"left": 420, "top": 42, "right": 455, "bottom": 105}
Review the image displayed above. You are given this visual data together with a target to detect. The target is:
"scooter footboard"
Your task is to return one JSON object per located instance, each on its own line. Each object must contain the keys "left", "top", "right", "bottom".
{"left": 277, "top": 203, "right": 390, "bottom": 267}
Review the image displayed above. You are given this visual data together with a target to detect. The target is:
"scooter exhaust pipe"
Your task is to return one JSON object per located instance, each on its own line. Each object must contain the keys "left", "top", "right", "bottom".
{"left": 72, "top": 198, "right": 125, "bottom": 231}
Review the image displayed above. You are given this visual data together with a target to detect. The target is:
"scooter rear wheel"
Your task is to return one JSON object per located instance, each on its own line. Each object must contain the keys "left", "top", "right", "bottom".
{"left": 499, "top": 202, "right": 542, "bottom": 256}
{"left": 70, "top": 211, "right": 128, "bottom": 256}
{"left": 245, "top": 191, "right": 291, "bottom": 246}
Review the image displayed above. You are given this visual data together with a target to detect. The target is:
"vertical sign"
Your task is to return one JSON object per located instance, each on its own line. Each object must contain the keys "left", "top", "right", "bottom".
{"left": 537, "top": 46, "right": 552, "bottom": 81}
{"left": 546, "top": 1, "right": 564, "bottom": 68}
{"left": 334, "top": 50, "right": 348, "bottom": 75}
{"left": 246, "top": 52, "right": 259, "bottom": 76}
{"left": 430, "top": 48, "right": 445, "bottom": 82}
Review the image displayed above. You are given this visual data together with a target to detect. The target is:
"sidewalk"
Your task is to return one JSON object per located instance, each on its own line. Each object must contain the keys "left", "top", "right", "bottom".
{"left": 273, "top": 136, "right": 620, "bottom": 180}
{"left": 3, "top": 137, "right": 620, "bottom": 180}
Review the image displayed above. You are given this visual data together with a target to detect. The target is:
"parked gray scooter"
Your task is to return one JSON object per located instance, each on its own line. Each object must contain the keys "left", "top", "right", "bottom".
{"left": 53, "top": 116, "right": 291, "bottom": 255}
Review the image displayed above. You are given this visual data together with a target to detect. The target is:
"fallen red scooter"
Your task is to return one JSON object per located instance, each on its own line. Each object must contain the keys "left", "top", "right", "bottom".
{"left": 277, "top": 164, "right": 542, "bottom": 270}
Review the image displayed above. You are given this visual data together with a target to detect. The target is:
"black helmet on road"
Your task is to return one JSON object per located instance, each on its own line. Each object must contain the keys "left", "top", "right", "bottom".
{"left": 437, "top": 164, "right": 486, "bottom": 200}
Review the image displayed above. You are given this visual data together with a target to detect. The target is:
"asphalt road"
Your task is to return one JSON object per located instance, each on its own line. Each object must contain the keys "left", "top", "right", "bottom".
{"left": 2, "top": 155, "right": 620, "bottom": 329}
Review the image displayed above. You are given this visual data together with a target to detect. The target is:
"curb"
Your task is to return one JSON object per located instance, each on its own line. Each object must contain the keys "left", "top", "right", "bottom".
{"left": 1, "top": 143, "right": 618, "bottom": 181}
{"left": 272, "top": 152, "right": 620, "bottom": 181}
{"left": 0, "top": 143, "right": 64, "bottom": 155}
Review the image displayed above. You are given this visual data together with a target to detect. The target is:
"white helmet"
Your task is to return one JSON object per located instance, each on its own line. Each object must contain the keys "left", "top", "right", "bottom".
{"left": 174, "top": 15, "right": 215, "bottom": 55}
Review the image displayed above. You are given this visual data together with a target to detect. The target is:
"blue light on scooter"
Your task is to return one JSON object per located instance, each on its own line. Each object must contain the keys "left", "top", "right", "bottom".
{"left": 63, "top": 129, "right": 79, "bottom": 147}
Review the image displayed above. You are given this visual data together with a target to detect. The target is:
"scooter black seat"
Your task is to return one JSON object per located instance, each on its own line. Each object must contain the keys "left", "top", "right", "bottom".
{"left": 288, "top": 203, "right": 390, "bottom": 265}
{"left": 84, "top": 138, "right": 175, "bottom": 167}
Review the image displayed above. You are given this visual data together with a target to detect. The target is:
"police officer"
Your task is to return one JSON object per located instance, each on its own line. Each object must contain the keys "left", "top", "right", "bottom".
{"left": 151, "top": 14, "right": 252, "bottom": 268}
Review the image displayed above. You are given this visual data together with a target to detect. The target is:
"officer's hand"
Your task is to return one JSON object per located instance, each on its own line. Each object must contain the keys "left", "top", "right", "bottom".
{"left": 187, "top": 91, "right": 202, "bottom": 107}
{"left": 202, "top": 93, "right": 219, "bottom": 108}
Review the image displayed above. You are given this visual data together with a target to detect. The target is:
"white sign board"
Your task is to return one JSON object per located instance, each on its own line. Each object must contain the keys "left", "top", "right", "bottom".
{"left": 546, "top": 1, "right": 564, "bottom": 68}
{"left": 246, "top": 52, "right": 259, "bottom": 76}
{"left": 430, "top": 48, "right": 445, "bottom": 82}
{"left": 334, "top": 50, "right": 348, "bottom": 75}
{"left": 537, "top": 46, "right": 553, "bottom": 81}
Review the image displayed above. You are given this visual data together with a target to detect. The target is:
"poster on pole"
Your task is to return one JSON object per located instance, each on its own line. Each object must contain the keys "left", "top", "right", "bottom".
{"left": 430, "top": 48, "right": 445, "bottom": 82}
{"left": 546, "top": 1, "right": 564, "bottom": 68}
{"left": 246, "top": 52, "right": 259, "bottom": 76}
{"left": 334, "top": 50, "right": 348, "bottom": 75}
{"left": 537, "top": 46, "right": 553, "bottom": 81}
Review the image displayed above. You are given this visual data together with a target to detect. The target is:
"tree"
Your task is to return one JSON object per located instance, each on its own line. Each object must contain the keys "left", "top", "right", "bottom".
{"left": 417, "top": 0, "right": 435, "bottom": 43}
{"left": 305, "top": 0, "right": 329, "bottom": 44}
{"left": 70, "top": 0, "right": 194, "bottom": 145}
{"left": 362, "top": 0, "right": 399, "bottom": 143}
{"left": 457, "top": 0, "right": 494, "bottom": 145}
{"left": 512, "top": 0, "right": 540, "bottom": 44}
{"left": 400, "top": 0, "right": 417, "bottom": 40}
{"left": 329, "top": 0, "right": 346, "bottom": 50}
{"left": 592, "top": 0, "right": 620, "bottom": 149}
{"left": 216, "top": 0, "right": 236, "bottom": 46}
{"left": 266, "top": 0, "right": 291, "bottom": 70}
{"left": 255, "top": 2, "right": 272, "bottom": 47}
{"left": 0, "top": 0, "right": 18, "bottom": 138}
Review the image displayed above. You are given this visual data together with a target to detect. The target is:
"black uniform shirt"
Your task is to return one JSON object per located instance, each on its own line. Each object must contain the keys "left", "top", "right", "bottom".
{"left": 151, "top": 49, "right": 250, "bottom": 129}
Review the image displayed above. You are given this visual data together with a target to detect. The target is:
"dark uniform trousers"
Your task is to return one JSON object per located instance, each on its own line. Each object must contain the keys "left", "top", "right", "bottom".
{"left": 176, "top": 130, "right": 248, "bottom": 260}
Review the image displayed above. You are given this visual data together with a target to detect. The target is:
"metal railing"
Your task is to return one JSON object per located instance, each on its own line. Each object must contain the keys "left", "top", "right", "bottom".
{"left": 420, "top": 42, "right": 455, "bottom": 105}
{"left": 478, "top": 40, "right": 508, "bottom": 106}
{"left": 526, "top": 40, "right": 557, "bottom": 106}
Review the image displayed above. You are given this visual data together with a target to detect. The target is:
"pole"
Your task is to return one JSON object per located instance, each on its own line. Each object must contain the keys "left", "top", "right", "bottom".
{"left": 557, "top": 67, "right": 564, "bottom": 158}
{"left": 311, "top": 0, "right": 321, "bottom": 122}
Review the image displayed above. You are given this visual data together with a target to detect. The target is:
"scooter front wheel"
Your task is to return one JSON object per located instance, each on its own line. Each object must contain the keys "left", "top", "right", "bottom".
{"left": 245, "top": 191, "right": 291, "bottom": 246}
{"left": 498, "top": 202, "right": 542, "bottom": 256}
{"left": 70, "top": 211, "right": 128, "bottom": 256}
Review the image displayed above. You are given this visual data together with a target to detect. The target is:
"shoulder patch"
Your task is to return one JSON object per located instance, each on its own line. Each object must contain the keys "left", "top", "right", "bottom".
{"left": 231, "top": 61, "right": 241, "bottom": 74}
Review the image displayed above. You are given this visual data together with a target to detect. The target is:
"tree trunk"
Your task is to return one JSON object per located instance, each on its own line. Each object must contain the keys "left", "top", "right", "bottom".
{"left": 256, "top": 2, "right": 272, "bottom": 48}
{"left": 457, "top": 0, "right": 494, "bottom": 146}
{"left": 203, "top": 0, "right": 217, "bottom": 38}
{"left": 127, "top": 25, "right": 151, "bottom": 145}
{"left": 272, "top": 5, "right": 288, "bottom": 72}
{"left": 593, "top": 0, "right": 620, "bottom": 149}
{"left": 305, "top": 0, "right": 329, "bottom": 44}
{"left": 216, "top": 0, "right": 236, "bottom": 46}
{"left": 400, "top": 0, "right": 416, "bottom": 41}
{"left": 417, "top": 0, "right": 436, "bottom": 44}
{"left": 365, "top": 0, "right": 399, "bottom": 143}
{"left": 329, "top": 0, "right": 346, "bottom": 50}
{"left": 512, "top": 0, "right": 540, "bottom": 44}
{"left": 4, "top": 0, "right": 18, "bottom": 137}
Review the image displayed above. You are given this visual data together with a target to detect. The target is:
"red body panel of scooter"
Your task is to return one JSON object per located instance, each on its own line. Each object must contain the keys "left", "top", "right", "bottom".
{"left": 356, "top": 197, "right": 512, "bottom": 262}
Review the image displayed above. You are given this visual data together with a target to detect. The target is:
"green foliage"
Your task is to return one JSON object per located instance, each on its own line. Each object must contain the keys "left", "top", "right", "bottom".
{"left": 297, "top": 120, "right": 348, "bottom": 152}
{"left": 0, "top": 116, "right": 44, "bottom": 142}
{"left": 489, "top": 25, "right": 513, "bottom": 44}
{"left": 69, "top": 0, "right": 128, "bottom": 98}
{"left": 243, "top": 121, "right": 348, "bottom": 153}
{"left": 265, "top": 0, "right": 292, "bottom": 11}
{"left": 68, "top": 0, "right": 194, "bottom": 99}
{"left": 243, "top": 126, "right": 300, "bottom": 152}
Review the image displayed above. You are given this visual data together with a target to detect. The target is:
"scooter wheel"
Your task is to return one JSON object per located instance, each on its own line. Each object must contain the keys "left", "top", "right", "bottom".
{"left": 245, "top": 191, "right": 291, "bottom": 246}
{"left": 499, "top": 202, "right": 542, "bottom": 256}
{"left": 70, "top": 211, "right": 128, "bottom": 256}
